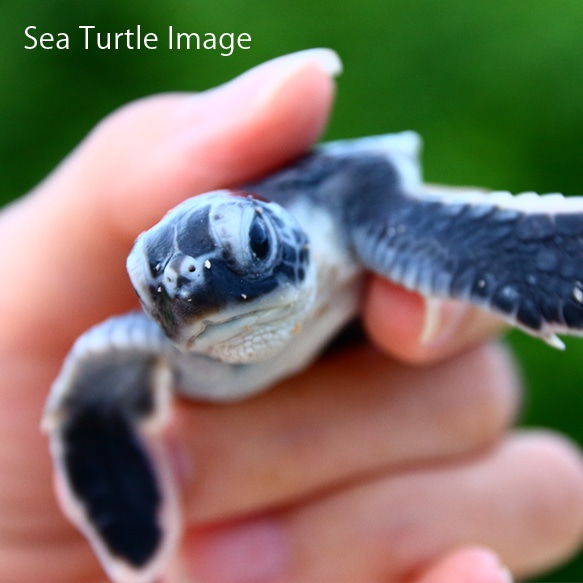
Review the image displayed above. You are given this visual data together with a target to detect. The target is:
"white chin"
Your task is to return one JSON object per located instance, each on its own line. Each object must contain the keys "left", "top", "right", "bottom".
{"left": 183, "top": 315, "right": 296, "bottom": 364}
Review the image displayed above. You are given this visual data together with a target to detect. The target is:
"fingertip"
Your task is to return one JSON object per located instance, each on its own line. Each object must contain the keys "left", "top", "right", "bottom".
{"left": 509, "top": 431, "right": 583, "bottom": 576}
{"left": 414, "top": 547, "right": 512, "bottom": 583}
{"left": 364, "top": 277, "right": 506, "bottom": 365}
{"left": 181, "top": 52, "right": 337, "bottom": 200}
{"left": 363, "top": 278, "right": 426, "bottom": 363}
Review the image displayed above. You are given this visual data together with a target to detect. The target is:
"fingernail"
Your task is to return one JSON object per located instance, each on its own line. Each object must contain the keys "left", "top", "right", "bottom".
{"left": 185, "top": 518, "right": 289, "bottom": 583}
{"left": 419, "top": 297, "right": 469, "bottom": 347}
{"left": 475, "top": 550, "right": 514, "bottom": 583}
{"left": 203, "top": 48, "right": 342, "bottom": 109}
{"left": 250, "top": 48, "right": 342, "bottom": 109}
{"left": 238, "top": 47, "right": 343, "bottom": 89}
{"left": 259, "top": 47, "right": 343, "bottom": 78}
{"left": 499, "top": 566, "right": 514, "bottom": 583}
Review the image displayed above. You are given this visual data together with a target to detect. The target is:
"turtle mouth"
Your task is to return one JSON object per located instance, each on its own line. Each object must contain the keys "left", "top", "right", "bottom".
{"left": 182, "top": 303, "right": 306, "bottom": 363}
{"left": 183, "top": 310, "right": 265, "bottom": 350}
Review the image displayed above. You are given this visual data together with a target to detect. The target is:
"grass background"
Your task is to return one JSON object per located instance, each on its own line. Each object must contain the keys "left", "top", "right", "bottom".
{"left": 2, "top": 1, "right": 583, "bottom": 580}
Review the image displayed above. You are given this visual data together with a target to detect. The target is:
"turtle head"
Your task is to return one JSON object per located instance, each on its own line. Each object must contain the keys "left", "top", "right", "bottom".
{"left": 127, "top": 190, "right": 314, "bottom": 362}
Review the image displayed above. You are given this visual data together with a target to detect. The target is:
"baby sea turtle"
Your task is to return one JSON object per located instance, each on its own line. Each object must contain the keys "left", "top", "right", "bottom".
{"left": 43, "top": 132, "right": 583, "bottom": 582}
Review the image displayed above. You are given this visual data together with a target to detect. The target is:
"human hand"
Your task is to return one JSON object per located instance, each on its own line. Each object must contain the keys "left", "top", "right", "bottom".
{"left": 1, "top": 49, "right": 583, "bottom": 583}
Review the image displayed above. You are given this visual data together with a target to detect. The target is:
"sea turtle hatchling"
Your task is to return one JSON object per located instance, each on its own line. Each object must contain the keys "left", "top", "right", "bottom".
{"left": 43, "top": 132, "right": 583, "bottom": 582}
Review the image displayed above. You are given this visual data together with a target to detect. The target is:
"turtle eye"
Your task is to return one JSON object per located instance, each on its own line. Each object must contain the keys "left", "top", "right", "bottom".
{"left": 249, "top": 214, "right": 270, "bottom": 260}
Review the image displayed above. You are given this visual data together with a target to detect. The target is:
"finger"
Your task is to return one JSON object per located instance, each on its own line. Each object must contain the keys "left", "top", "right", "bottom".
{"left": 0, "top": 50, "right": 339, "bottom": 583}
{"left": 0, "top": 48, "right": 339, "bottom": 357}
{"left": 414, "top": 547, "right": 512, "bottom": 583}
{"left": 0, "top": 356, "right": 104, "bottom": 582}
{"left": 364, "top": 278, "right": 507, "bottom": 365}
{"left": 183, "top": 431, "right": 583, "bottom": 583}
{"left": 176, "top": 341, "right": 519, "bottom": 523}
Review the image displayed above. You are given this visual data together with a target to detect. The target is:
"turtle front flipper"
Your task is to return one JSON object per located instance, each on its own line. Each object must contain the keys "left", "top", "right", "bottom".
{"left": 347, "top": 178, "right": 583, "bottom": 347}
{"left": 43, "top": 312, "right": 180, "bottom": 583}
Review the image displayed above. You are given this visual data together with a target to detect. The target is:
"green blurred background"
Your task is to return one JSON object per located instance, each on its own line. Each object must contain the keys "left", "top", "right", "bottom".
{"left": 3, "top": 1, "right": 583, "bottom": 580}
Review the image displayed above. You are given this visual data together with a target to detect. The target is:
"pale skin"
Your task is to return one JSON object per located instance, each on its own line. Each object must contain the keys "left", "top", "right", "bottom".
{"left": 1, "top": 49, "right": 583, "bottom": 583}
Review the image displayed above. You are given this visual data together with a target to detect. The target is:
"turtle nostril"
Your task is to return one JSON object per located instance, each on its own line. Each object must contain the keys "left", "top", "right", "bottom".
{"left": 162, "top": 254, "right": 199, "bottom": 296}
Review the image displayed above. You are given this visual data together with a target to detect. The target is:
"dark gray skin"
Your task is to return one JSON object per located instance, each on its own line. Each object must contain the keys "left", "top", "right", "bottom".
{"left": 43, "top": 133, "right": 583, "bottom": 583}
